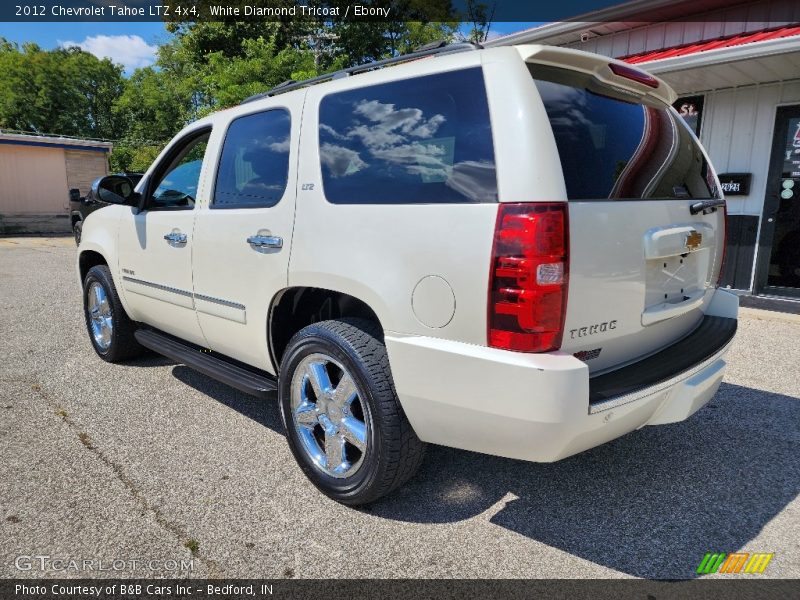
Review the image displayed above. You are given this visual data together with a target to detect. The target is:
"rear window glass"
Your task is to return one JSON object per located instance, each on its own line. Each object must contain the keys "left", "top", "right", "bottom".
{"left": 531, "top": 66, "right": 719, "bottom": 201}
{"left": 318, "top": 68, "right": 497, "bottom": 204}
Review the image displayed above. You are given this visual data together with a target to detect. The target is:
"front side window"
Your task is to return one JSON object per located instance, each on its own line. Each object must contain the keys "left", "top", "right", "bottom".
{"left": 318, "top": 68, "right": 497, "bottom": 204}
{"left": 150, "top": 132, "right": 209, "bottom": 209}
{"left": 214, "top": 109, "right": 291, "bottom": 208}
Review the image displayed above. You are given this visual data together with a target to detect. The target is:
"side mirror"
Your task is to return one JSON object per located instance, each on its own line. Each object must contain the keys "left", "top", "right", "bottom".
{"left": 93, "top": 175, "right": 139, "bottom": 206}
{"left": 68, "top": 188, "right": 81, "bottom": 202}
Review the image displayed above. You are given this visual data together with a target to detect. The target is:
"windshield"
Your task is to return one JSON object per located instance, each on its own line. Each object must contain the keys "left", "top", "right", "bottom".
{"left": 530, "top": 65, "right": 720, "bottom": 201}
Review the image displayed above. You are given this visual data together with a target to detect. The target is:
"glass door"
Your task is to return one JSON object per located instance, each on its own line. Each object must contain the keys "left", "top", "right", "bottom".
{"left": 755, "top": 105, "right": 800, "bottom": 298}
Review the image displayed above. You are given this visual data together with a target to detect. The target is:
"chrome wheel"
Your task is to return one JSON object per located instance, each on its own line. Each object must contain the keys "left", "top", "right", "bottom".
{"left": 87, "top": 281, "right": 113, "bottom": 351}
{"left": 290, "top": 353, "right": 370, "bottom": 479}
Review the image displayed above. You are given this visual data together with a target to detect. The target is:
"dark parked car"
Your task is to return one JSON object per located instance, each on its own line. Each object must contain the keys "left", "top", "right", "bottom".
{"left": 70, "top": 173, "right": 143, "bottom": 245}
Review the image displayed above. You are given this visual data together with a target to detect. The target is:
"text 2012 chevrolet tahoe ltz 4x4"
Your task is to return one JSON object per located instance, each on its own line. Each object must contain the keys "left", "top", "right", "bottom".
{"left": 77, "top": 43, "right": 738, "bottom": 505}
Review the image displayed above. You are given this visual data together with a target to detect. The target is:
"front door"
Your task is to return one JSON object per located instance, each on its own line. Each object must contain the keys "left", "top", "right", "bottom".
{"left": 755, "top": 105, "right": 800, "bottom": 298}
{"left": 117, "top": 127, "right": 212, "bottom": 346}
{"left": 192, "top": 99, "right": 302, "bottom": 373}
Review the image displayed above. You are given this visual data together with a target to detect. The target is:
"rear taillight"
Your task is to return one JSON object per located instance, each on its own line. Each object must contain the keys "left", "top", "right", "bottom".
{"left": 488, "top": 203, "right": 569, "bottom": 352}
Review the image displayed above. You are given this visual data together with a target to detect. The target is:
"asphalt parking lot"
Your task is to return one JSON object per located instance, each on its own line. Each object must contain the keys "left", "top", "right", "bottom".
{"left": 0, "top": 236, "right": 798, "bottom": 579}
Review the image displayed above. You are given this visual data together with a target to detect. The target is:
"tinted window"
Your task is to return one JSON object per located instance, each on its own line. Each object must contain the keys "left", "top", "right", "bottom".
{"left": 532, "top": 67, "right": 719, "bottom": 201}
{"left": 214, "top": 110, "right": 291, "bottom": 208}
{"left": 151, "top": 133, "right": 209, "bottom": 209}
{"left": 319, "top": 68, "right": 497, "bottom": 204}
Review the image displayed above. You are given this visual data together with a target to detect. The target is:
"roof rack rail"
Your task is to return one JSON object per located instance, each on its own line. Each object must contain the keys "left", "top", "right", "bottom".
{"left": 241, "top": 41, "right": 482, "bottom": 104}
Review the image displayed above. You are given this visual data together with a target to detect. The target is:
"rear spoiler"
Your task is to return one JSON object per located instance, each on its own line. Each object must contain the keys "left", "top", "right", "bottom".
{"left": 513, "top": 44, "right": 677, "bottom": 105}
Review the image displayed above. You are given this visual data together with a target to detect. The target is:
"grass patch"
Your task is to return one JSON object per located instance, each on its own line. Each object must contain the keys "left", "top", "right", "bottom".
{"left": 77, "top": 432, "right": 93, "bottom": 449}
{"left": 184, "top": 539, "right": 199, "bottom": 556}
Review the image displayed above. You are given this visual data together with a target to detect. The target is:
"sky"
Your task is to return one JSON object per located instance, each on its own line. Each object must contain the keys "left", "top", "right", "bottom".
{"left": 0, "top": 22, "right": 168, "bottom": 72}
{"left": 0, "top": 21, "right": 542, "bottom": 74}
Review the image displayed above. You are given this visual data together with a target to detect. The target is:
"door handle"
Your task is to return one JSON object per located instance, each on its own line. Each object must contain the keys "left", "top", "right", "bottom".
{"left": 164, "top": 231, "right": 187, "bottom": 244}
{"left": 247, "top": 234, "right": 283, "bottom": 249}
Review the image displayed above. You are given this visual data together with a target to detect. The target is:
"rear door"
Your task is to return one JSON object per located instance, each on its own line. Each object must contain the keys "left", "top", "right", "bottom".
{"left": 191, "top": 98, "right": 302, "bottom": 373}
{"left": 529, "top": 63, "right": 725, "bottom": 374}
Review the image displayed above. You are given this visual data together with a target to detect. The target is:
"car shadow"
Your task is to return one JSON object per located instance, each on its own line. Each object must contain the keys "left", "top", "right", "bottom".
{"left": 164, "top": 369, "right": 799, "bottom": 579}
{"left": 124, "top": 353, "right": 177, "bottom": 368}
{"left": 171, "top": 365, "right": 283, "bottom": 434}
{"left": 368, "top": 382, "right": 800, "bottom": 578}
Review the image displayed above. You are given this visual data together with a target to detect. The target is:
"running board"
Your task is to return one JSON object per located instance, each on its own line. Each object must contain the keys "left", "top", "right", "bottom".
{"left": 134, "top": 329, "right": 277, "bottom": 399}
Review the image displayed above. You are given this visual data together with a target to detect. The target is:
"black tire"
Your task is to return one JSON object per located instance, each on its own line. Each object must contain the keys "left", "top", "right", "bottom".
{"left": 279, "top": 318, "right": 426, "bottom": 505}
{"left": 82, "top": 264, "right": 143, "bottom": 362}
{"left": 73, "top": 220, "right": 83, "bottom": 246}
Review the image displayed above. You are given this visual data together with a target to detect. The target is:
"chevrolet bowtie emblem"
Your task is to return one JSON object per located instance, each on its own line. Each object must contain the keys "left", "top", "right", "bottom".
{"left": 685, "top": 230, "right": 703, "bottom": 250}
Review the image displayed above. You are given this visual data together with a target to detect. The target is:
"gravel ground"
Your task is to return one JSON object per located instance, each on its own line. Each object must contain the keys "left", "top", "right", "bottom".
{"left": 0, "top": 236, "right": 798, "bottom": 580}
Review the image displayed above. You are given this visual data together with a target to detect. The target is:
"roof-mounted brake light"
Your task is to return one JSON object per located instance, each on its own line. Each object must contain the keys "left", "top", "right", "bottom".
{"left": 609, "top": 63, "right": 659, "bottom": 89}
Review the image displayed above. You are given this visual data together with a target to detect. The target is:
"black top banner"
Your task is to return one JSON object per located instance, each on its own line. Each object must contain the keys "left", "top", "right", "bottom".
{"left": 0, "top": 0, "right": 770, "bottom": 23}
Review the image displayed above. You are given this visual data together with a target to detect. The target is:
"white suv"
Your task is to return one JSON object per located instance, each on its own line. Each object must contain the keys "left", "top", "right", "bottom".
{"left": 77, "top": 42, "right": 738, "bottom": 505}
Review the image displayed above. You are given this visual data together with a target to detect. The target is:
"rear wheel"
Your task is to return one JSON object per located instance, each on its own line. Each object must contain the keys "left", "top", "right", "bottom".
{"left": 279, "top": 319, "right": 425, "bottom": 505}
{"left": 82, "top": 265, "right": 143, "bottom": 362}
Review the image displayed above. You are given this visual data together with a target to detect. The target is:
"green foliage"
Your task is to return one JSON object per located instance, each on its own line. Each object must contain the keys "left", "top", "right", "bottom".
{"left": 1, "top": 13, "right": 477, "bottom": 177}
{"left": 166, "top": 13, "right": 311, "bottom": 63}
{"left": 109, "top": 144, "right": 164, "bottom": 173}
{"left": 464, "top": 0, "right": 498, "bottom": 43}
{"left": 328, "top": 20, "right": 458, "bottom": 67}
{"left": 114, "top": 66, "right": 190, "bottom": 143}
{"left": 203, "top": 39, "right": 320, "bottom": 109}
{"left": 0, "top": 39, "right": 124, "bottom": 139}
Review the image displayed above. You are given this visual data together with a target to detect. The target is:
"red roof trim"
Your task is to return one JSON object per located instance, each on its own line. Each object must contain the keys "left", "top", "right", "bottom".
{"left": 622, "top": 24, "right": 800, "bottom": 65}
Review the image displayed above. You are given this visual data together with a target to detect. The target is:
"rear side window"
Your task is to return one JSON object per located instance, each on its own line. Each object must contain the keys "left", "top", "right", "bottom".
{"left": 214, "top": 109, "right": 291, "bottom": 208}
{"left": 318, "top": 68, "right": 497, "bottom": 204}
{"left": 531, "top": 66, "right": 720, "bottom": 201}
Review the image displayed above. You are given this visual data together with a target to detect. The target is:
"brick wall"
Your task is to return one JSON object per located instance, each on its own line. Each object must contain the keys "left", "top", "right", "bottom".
{"left": 64, "top": 149, "right": 109, "bottom": 197}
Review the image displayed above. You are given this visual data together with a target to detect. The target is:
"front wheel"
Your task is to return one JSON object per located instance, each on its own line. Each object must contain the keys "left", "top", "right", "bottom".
{"left": 279, "top": 319, "right": 425, "bottom": 505}
{"left": 82, "top": 265, "right": 143, "bottom": 362}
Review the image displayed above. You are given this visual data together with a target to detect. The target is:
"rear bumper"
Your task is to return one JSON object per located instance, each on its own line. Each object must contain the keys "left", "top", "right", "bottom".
{"left": 385, "top": 290, "right": 738, "bottom": 463}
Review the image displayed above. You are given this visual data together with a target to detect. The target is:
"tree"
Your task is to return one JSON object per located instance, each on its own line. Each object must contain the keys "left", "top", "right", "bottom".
{"left": 165, "top": 2, "right": 314, "bottom": 63}
{"left": 202, "top": 38, "right": 320, "bottom": 109}
{"left": 109, "top": 143, "right": 163, "bottom": 173}
{"left": 1, "top": 13, "right": 468, "bottom": 174}
{"left": 0, "top": 40, "right": 124, "bottom": 139}
{"left": 114, "top": 67, "right": 188, "bottom": 143}
{"left": 464, "top": 0, "right": 497, "bottom": 44}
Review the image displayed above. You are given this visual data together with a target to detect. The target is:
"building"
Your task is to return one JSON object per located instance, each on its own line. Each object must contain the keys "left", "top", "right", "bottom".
{"left": 0, "top": 132, "right": 112, "bottom": 234}
{"left": 489, "top": 0, "right": 800, "bottom": 305}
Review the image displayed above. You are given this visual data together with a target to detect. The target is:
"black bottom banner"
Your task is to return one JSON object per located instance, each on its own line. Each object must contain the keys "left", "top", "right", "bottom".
{"left": 3, "top": 579, "right": 800, "bottom": 600}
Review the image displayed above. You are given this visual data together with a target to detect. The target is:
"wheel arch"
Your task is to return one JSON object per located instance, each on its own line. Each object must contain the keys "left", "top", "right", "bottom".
{"left": 268, "top": 286, "right": 384, "bottom": 369}
{"left": 78, "top": 249, "right": 108, "bottom": 282}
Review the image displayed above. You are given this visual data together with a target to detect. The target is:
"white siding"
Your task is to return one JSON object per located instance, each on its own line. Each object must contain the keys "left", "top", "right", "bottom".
{"left": 565, "top": 0, "right": 800, "bottom": 58}
{"left": 700, "top": 81, "right": 800, "bottom": 216}
{"left": 697, "top": 81, "right": 800, "bottom": 290}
